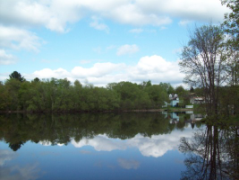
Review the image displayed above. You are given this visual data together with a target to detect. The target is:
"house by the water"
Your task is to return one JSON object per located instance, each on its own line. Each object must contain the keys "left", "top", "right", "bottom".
{"left": 169, "top": 94, "right": 179, "bottom": 107}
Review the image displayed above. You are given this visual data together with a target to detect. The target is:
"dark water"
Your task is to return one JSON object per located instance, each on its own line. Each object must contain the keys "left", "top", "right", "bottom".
{"left": 0, "top": 112, "right": 238, "bottom": 180}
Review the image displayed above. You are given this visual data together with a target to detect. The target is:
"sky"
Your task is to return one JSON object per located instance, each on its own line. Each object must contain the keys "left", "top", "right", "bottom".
{"left": 0, "top": 0, "right": 230, "bottom": 87}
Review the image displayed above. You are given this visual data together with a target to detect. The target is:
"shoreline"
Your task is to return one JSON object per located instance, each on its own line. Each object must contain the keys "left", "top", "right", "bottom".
{"left": 0, "top": 108, "right": 194, "bottom": 114}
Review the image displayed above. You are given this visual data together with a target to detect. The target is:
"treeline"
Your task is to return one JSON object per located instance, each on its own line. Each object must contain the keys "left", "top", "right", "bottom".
{"left": 1, "top": 71, "right": 238, "bottom": 115}
{"left": 0, "top": 71, "right": 185, "bottom": 112}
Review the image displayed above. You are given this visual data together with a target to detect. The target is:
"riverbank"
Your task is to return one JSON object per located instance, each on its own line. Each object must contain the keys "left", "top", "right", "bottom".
{"left": 0, "top": 108, "right": 194, "bottom": 114}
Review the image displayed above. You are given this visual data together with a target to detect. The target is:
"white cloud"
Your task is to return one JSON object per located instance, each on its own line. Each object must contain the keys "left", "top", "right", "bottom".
{"left": 117, "top": 44, "right": 139, "bottom": 56}
{"left": 28, "top": 62, "right": 127, "bottom": 86}
{"left": 108, "top": 3, "right": 172, "bottom": 26}
{"left": 14, "top": 55, "right": 184, "bottom": 86}
{"left": 0, "top": 0, "right": 81, "bottom": 33}
{"left": 127, "top": 55, "right": 184, "bottom": 83}
{"left": 0, "top": 49, "right": 16, "bottom": 65}
{"left": 32, "top": 68, "right": 70, "bottom": 79}
{"left": 90, "top": 16, "right": 109, "bottom": 32}
{"left": 71, "top": 62, "right": 126, "bottom": 77}
{"left": 0, "top": 0, "right": 230, "bottom": 64}
{"left": 135, "top": 0, "right": 230, "bottom": 23}
{"left": 0, "top": 0, "right": 229, "bottom": 33}
{"left": 0, "top": 25, "right": 42, "bottom": 51}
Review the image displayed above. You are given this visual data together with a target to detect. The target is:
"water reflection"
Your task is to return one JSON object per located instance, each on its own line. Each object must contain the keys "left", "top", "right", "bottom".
{"left": 179, "top": 124, "right": 239, "bottom": 180}
{"left": 0, "top": 163, "right": 40, "bottom": 180}
{"left": 0, "top": 149, "right": 16, "bottom": 166}
{"left": 70, "top": 128, "right": 195, "bottom": 158}
{"left": 1, "top": 112, "right": 238, "bottom": 179}
{"left": 118, "top": 158, "right": 140, "bottom": 170}
{"left": 0, "top": 112, "right": 203, "bottom": 152}
{"left": 0, "top": 149, "right": 40, "bottom": 180}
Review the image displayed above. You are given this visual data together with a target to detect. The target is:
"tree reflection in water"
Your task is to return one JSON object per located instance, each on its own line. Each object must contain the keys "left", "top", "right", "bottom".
{"left": 179, "top": 123, "right": 239, "bottom": 180}
{"left": 0, "top": 112, "right": 181, "bottom": 151}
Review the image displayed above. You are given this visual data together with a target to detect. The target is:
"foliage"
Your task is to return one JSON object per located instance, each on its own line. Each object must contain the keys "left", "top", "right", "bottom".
{"left": 0, "top": 74, "right": 173, "bottom": 112}
{"left": 220, "top": 0, "right": 239, "bottom": 117}
{"left": 221, "top": 0, "right": 239, "bottom": 50}
{"left": 9, "top": 71, "right": 26, "bottom": 82}
{"left": 0, "top": 112, "right": 180, "bottom": 151}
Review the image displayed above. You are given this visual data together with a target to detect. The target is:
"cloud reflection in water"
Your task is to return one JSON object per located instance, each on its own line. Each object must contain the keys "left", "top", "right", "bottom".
{"left": 71, "top": 126, "right": 195, "bottom": 158}
{"left": 0, "top": 149, "right": 40, "bottom": 180}
{"left": 118, "top": 158, "right": 140, "bottom": 170}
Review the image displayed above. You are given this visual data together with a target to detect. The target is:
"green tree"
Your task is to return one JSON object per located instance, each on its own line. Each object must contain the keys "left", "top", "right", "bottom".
{"left": 0, "top": 83, "right": 10, "bottom": 110}
{"left": 5, "top": 79, "right": 22, "bottom": 111}
{"left": 9, "top": 71, "right": 26, "bottom": 82}
{"left": 175, "top": 86, "right": 186, "bottom": 98}
{"left": 175, "top": 86, "right": 191, "bottom": 106}
{"left": 26, "top": 81, "right": 43, "bottom": 111}
{"left": 221, "top": 0, "right": 239, "bottom": 50}
{"left": 32, "top": 77, "right": 40, "bottom": 82}
{"left": 159, "top": 82, "right": 174, "bottom": 94}
{"left": 140, "top": 80, "right": 152, "bottom": 90}
{"left": 0, "top": 76, "right": 182, "bottom": 112}
{"left": 18, "top": 81, "right": 31, "bottom": 111}
{"left": 221, "top": 1, "right": 239, "bottom": 115}
{"left": 146, "top": 85, "right": 168, "bottom": 108}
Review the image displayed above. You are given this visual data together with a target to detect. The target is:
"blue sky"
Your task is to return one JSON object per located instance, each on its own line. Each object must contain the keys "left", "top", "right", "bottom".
{"left": 0, "top": 0, "right": 229, "bottom": 87}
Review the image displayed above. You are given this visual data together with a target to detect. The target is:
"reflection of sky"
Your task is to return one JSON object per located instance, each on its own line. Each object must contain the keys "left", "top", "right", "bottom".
{"left": 0, "top": 163, "right": 40, "bottom": 180}
{"left": 71, "top": 125, "right": 196, "bottom": 158}
{"left": 71, "top": 135, "right": 127, "bottom": 151}
{"left": 0, "top": 149, "right": 40, "bottom": 180}
{"left": 39, "top": 140, "right": 64, "bottom": 147}
{"left": 0, "top": 125, "right": 203, "bottom": 180}
{"left": 0, "top": 149, "right": 16, "bottom": 166}
{"left": 118, "top": 158, "right": 140, "bottom": 170}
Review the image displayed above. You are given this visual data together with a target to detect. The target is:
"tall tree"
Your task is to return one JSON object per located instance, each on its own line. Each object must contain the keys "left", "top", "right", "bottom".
{"left": 9, "top": 71, "right": 25, "bottom": 82}
{"left": 179, "top": 25, "right": 229, "bottom": 116}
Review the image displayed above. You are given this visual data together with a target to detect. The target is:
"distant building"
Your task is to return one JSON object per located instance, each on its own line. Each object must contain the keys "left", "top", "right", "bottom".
{"left": 190, "top": 96, "right": 205, "bottom": 104}
{"left": 169, "top": 94, "right": 179, "bottom": 107}
{"left": 162, "top": 94, "right": 180, "bottom": 108}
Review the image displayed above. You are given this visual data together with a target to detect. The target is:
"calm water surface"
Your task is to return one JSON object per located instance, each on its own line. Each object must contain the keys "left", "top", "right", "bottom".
{"left": 0, "top": 112, "right": 237, "bottom": 180}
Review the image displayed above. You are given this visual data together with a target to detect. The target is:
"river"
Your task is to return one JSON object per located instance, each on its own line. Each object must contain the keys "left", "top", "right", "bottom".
{"left": 0, "top": 112, "right": 238, "bottom": 180}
